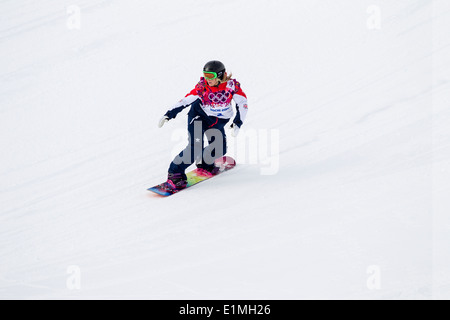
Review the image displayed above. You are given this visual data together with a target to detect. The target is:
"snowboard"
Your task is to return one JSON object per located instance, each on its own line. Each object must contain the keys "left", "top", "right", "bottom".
{"left": 148, "top": 156, "right": 236, "bottom": 197}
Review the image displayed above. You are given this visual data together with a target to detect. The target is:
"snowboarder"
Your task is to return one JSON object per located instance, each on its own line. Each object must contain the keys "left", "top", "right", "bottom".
{"left": 158, "top": 60, "right": 248, "bottom": 190}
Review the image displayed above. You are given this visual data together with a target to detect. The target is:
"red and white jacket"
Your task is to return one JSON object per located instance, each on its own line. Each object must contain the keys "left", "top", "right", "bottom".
{"left": 167, "top": 77, "right": 248, "bottom": 127}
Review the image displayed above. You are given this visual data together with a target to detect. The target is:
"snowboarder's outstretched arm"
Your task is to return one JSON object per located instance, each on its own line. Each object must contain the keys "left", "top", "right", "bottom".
{"left": 158, "top": 81, "right": 204, "bottom": 127}
{"left": 164, "top": 94, "right": 199, "bottom": 119}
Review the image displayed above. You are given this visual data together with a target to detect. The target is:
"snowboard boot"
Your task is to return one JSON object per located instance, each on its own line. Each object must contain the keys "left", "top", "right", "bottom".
{"left": 167, "top": 172, "right": 188, "bottom": 190}
{"left": 196, "top": 162, "right": 220, "bottom": 176}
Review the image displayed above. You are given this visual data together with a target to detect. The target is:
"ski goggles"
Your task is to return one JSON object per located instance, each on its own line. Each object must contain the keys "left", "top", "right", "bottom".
{"left": 203, "top": 71, "right": 218, "bottom": 80}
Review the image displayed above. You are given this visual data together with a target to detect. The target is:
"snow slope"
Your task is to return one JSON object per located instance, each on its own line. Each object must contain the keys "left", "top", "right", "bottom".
{"left": 1, "top": 0, "right": 449, "bottom": 299}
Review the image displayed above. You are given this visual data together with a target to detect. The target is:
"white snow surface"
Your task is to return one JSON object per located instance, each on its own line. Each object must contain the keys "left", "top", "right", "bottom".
{"left": 1, "top": 0, "right": 449, "bottom": 300}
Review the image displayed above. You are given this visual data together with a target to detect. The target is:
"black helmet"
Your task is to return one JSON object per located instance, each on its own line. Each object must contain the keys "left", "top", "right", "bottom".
{"left": 203, "top": 60, "right": 226, "bottom": 80}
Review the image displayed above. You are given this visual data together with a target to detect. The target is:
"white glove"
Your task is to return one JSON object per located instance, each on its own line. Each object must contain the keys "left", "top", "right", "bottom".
{"left": 158, "top": 116, "right": 169, "bottom": 128}
{"left": 229, "top": 123, "right": 240, "bottom": 137}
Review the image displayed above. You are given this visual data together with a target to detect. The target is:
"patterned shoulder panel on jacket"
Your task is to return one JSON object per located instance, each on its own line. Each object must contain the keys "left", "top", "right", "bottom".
{"left": 230, "top": 79, "right": 247, "bottom": 98}
{"left": 228, "top": 79, "right": 246, "bottom": 95}
{"left": 194, "top": 77, "right": 207, "bottom": 94}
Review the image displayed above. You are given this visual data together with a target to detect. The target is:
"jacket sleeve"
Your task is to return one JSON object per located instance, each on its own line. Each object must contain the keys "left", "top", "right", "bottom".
{"left": 232, "top": 80, "right": 248, "bottom": 127}
{"left": 165, "top": 79, "right": 205, "bottom": 119}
